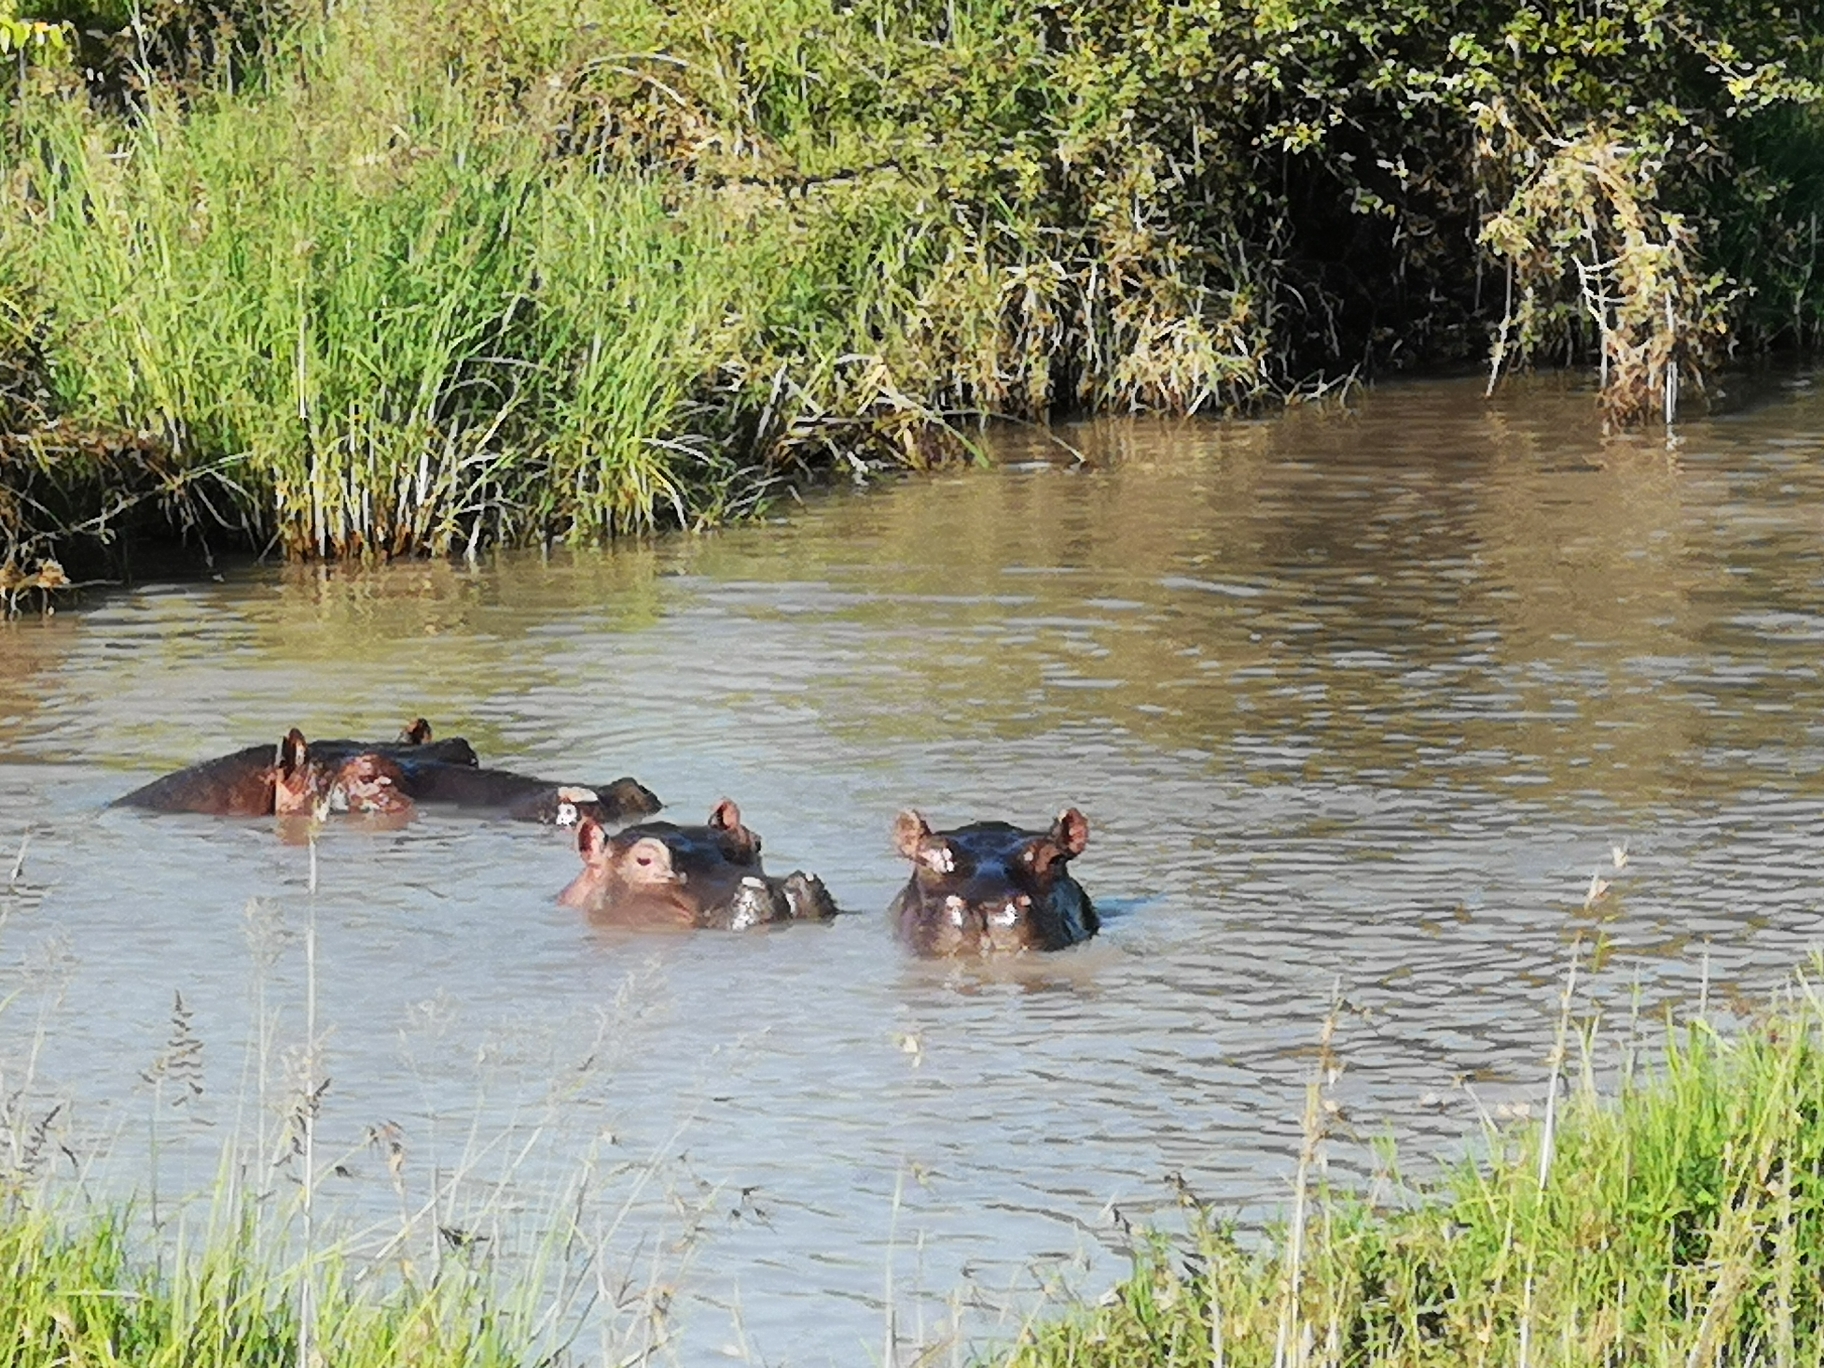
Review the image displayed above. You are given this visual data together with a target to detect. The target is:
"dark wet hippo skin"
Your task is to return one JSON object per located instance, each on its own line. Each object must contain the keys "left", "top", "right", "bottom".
{"left": 307, "top": 717, "right": 480, "bottom": 769}
{"left": 392, "top": 762, "right": 661, "bottom": 826}
{"left": 114, "top": 728, "right": 415, "bottom": 818}
{"left": 558, "top": 799, "right": 836, "bottom": 929}
{"left": 890, "top": 808, "right": 1097, "bottom": 955}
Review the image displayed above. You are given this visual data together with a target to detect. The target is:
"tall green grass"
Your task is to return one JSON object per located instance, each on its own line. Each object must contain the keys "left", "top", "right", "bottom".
{"left": 0, "top": 6, "right": 1012, "bottom": 556}
{"left": 0, "top": 0, "right": 1820, "bottom": 561}
{"left": 8, "top": 76, "right": 763, "bottom": 554}
{"left": 995, "top": 967, "right": 1824, "bottom": 1368}
{"left": 0, "top": 1200, "right": 540, "bottom": 1368}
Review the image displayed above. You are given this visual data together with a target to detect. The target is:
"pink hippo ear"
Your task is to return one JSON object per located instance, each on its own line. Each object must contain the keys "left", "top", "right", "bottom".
{"left": 621, "top": 836, "right": 674, "bottom": 883}
{"left": 893, "top": 810, "right": 932, "bottom": 859}
{"left": 1026, "top": 809, "right": 1089, "bottom": 877}
{"left": 893, "top": 810, "right": 954, "bottom": 873}
{"left": 708, "top": 797, "right": 762, "bottom": 861}
{"left": 1052, "top": 807, "right": 1089, "bottom": 857}
{"left": 576, "top": 816, "right": 610, "bottom": 863}
{"left": 272, "top": 730, "right": 317, "bottom": 816}
{"left": 399, "top": 718, "right": 434, "bottom": 745}
{"left": 279, "top": 728, "right": 309, "bottom": 777}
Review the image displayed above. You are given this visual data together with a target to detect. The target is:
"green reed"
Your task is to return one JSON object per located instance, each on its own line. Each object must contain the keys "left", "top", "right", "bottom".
{"left": 994, "top": 968, "right": 1824, "bottom": 1368}
{"left": 1, "top": 0, "right": 1820, "bottom": 560}
{"left": 0, "top": 1197, "right": 541, "bottom": 1368}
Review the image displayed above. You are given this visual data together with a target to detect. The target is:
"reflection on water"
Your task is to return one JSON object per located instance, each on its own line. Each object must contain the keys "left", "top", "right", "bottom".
{"left": 5, "top": 373, "right": 1824, "bottom": 1362}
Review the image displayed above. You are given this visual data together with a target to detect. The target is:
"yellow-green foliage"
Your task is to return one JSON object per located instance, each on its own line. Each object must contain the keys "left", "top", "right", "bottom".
{"left": 0, "top": 0, "right": 66, "bottom": 58}
{"left": 0, "top": 0, "right": 1820, "bottom": 556}
{"left": 0, "top": 1203, "right": 532, "bottom": 1368}
{"left": 998, "top": 975, "right": 1824, "bottom": 1368}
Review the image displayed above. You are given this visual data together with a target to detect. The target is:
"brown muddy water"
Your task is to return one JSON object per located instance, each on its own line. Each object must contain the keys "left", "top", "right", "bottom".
{"left": 4, "top": 373, "right": 1824, "bottom": 1363}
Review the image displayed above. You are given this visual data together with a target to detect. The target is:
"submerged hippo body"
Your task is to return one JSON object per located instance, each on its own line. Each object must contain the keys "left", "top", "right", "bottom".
{"left": 393, "top": 761, "right": 661, "bottom": 826}
{"left": 890, "top": 809, "right": 1097, "bottom": 955}
{"left": 309, "top": 718, "right": 480, "bottom": 769}
{"left": 114, "top": 728, "right": 414, "bottom": 818}
{"left": 559, "top": 800, "right": 836, "bottom": 929}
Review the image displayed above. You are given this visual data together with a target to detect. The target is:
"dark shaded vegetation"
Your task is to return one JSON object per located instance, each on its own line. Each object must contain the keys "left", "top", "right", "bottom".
{"left": 0, "top": 0, "right": 1819, "bottom": 568}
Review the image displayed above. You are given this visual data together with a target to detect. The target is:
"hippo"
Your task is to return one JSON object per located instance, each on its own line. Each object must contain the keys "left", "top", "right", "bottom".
{"left": 113, "top": 728, "right": 414, "bottom": 818}
{"left": 390, "top": 761, "right": 661, "bottom": 826}
{"left": 559, "top": 799, "right": 836, "bottom": 929}
{"left": 890, "top": 808, "right": 1097, "bottom": 955}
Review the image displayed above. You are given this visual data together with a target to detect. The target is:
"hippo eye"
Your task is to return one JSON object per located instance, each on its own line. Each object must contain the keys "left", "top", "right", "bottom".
{"left": 556, "top": 803, "right": 578, "bottom": 826}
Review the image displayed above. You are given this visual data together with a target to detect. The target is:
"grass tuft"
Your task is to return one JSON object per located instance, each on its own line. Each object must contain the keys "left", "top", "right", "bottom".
{"left": 995, "top": 964, "right": 1824, "bottom": 1368}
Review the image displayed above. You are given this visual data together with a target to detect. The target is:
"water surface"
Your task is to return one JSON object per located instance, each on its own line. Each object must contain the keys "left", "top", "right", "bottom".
{"left": 4, "top": 373, "right": 1824, "bottom": 1364}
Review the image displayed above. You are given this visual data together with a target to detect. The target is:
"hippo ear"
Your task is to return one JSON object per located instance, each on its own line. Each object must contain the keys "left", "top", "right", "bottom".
{"left": 399, "top": 718, "right": 433, "bottom": 745}
{"left": 894, "top": 811, "right": 954, "bottom": 873}
{"left": 1052, "top": 808, "right": 1089, "bottom": 857}
{"left": 280, "top": 728, "right": 309, "bottom": 777}
{"left": 708, "top": 798, "right": 742, "bottom": 832}
{"left": 893, "top": 810, "right": 934, "bottom": 860}
{"left": 576, "top": 816, "right": 609, "bottom": 862}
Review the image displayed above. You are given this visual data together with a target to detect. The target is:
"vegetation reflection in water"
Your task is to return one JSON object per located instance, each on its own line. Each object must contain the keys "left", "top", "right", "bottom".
{"left": 92, "top": 371, "right": 1814, "bottom": 808}
{"left": 2, "top": 377, "right": 1824, "bottom": 1362}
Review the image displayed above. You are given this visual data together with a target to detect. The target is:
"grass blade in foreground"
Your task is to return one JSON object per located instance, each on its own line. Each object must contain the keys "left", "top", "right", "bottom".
{"left": 995, "top": 970, "right": 1824, "bottom": 1368}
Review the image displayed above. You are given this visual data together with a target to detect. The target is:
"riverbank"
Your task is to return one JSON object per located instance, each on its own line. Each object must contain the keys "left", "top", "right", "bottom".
{"left": 5, "top": 956, "right": 1824, "bottom": 1367}
{"left": 995, "top": 965, "right": 1824, "bottom": 1368}
{"left": 1, "top": 0, "right": 1820, "bottom": 568}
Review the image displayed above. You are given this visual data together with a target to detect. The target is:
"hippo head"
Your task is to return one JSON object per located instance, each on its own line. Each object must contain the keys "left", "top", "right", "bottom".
{"left": 559, "top": 799, "right": 835, "bottom": 929}
{"left": 890, "top": 808, "right": 1097, "bottom": 955}
{"left": 270, "top": 731, "right": 413, "bottom": 818}
{"left": 527, "top": 777, "right": 664, "bottom": 828}
{"left": 324, "top": 753, "right": 414, "bottom": 816}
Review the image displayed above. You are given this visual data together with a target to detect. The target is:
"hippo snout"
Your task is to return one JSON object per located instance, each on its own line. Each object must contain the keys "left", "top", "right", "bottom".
{"left": 728, "top": 875, "right": 789, "bottom": 931}
{"left": 724, "top": 871, "right": 838, "bottom": 930}
{"left": 782, "top": 870, "right": 838, "bottom": 921}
